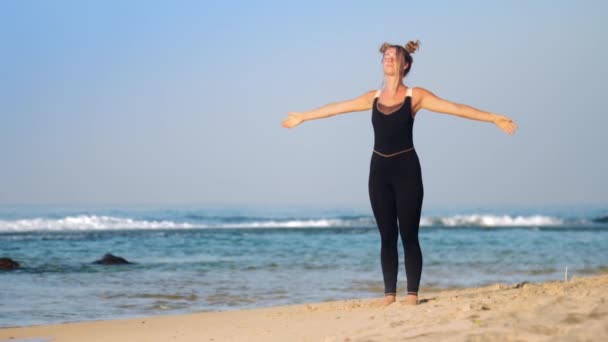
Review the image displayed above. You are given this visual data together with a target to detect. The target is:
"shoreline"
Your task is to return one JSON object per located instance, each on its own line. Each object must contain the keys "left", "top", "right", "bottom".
{"left": 1, "top": 272, "right": 607, "bottom": 341}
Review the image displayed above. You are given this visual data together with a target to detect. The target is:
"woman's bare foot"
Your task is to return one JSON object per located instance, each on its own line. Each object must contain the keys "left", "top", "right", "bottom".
{"left": 384, "top": 294, "right": 397, "bottom": 306}
{"left": 371, "top": 294, "right": 396, "bottom": 308}
{"left": 404, "top": 294, "right": 418, "bottom": 305}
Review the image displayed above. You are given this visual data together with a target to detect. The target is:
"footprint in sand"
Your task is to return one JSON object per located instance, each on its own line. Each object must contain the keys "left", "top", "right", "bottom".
{"left": 389, "top": 320, "right": 406, "bottom": 328}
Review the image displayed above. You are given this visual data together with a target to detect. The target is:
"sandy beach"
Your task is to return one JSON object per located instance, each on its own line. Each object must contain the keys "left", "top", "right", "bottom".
{"left": 1, "top": 272, "right": 607, "bottom": 342}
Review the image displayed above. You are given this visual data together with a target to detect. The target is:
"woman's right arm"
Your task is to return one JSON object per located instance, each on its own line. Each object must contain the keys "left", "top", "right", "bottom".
{"left": 282, "top": 90, "right": 376, "bottom": 129}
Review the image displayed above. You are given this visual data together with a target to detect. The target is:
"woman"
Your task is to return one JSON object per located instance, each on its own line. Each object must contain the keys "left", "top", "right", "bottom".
{"left": 281, "top": 40, "right": 518, "bottom": 307}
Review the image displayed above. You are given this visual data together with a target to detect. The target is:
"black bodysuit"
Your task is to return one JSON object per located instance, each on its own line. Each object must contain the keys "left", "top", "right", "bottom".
{"left": 368, "top": 87, "right": 424, "bottom": 296}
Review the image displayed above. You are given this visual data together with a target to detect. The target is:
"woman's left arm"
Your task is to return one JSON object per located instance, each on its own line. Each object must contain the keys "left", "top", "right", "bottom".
{"left": 417, "top": 87, "right": 518, "bottom": 135}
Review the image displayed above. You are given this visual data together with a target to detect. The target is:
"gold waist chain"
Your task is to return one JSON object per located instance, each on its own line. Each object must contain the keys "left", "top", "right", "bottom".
{"left": 373, "top": 146, "right": 415, "bottom": 157}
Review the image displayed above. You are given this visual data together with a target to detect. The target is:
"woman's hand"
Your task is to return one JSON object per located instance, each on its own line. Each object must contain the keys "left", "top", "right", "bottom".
{"left": 282, "top": 112, "right": 304, "bottom": 129}
{"left": 493, "top": 114, "right": 518, "bottom": 135}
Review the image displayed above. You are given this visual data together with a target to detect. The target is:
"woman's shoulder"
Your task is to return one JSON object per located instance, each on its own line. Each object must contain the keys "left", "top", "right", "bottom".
{"left": 410, "top": 86, "right": 432, "bottom": 96}
{"left": 360, "top": 89, "right": 380, "bottom": 101}
{"left": 408, "top": 86, "right": 429, "bottom": 117}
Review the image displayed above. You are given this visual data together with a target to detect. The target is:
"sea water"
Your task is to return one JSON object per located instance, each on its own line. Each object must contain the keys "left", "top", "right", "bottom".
{"left": 1, "top": 203, "right": 607, "bottom": 327}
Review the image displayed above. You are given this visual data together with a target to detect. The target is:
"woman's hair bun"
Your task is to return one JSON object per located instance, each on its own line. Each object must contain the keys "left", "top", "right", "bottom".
{"left": 379, "top": 42, "right": 392, "bottom": 53}
{"left": 404, "top": 40, "right": 421, "bottom": 54}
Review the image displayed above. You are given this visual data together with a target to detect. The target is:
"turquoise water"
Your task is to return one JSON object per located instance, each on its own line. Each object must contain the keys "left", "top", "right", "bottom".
{"left": 1, "top": 204, "right": 607, "bottom": 327}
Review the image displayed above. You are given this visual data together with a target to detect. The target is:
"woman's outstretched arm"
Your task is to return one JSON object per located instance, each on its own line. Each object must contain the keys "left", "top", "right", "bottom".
{"left": 417, "top": 87, "right": 518, "bottom": 135}
{"left": 281, "top": 90, "right": 376, "bottom": 129}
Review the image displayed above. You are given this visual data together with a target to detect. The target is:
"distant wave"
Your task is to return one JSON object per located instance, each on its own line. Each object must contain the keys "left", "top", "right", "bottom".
{"left": 0, "top": 215, "right": 371, "bottom": 232}
{"left": 0, "top": 213, "right": 600, "bottom": 232}
{"left": 0, "top": 215, "right": 199, "bottom": 232}
{"left": 421, "top": 214, "right": 566, "bottom": 227}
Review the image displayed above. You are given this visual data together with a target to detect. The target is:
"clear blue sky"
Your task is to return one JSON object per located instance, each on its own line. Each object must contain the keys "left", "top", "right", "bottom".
{"left": 0, "top": 0, "right": 606, "bottom": 210}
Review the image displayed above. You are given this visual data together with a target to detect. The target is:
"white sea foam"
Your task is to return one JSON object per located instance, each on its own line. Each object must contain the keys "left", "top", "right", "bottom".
{"left": 0, "top": 215, "right": 200, "bottom": 232}
{"left": 0, "top": 216, "right": 371, "bottom": 232}
{"left": 423, "top": 214, "right": 564, "bottom": 227}
{"left": 0, "top": 214, "right": 577, "bottom": 232}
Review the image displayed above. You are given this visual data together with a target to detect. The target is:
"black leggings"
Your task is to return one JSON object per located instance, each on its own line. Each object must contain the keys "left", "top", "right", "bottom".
{"left": 368, "top": 149, "right": 424, "bottom": 296}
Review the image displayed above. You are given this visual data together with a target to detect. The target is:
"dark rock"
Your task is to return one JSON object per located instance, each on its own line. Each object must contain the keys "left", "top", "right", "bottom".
{"left": 93, "top": 253, "right": 131, "bottom": 265}
{"left": 0, "top": 257, "right": 20, "bottom": 270}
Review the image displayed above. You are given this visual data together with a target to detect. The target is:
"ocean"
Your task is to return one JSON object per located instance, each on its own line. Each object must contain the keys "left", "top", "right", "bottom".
{"left": 1, "top": 203, "right": 607, "bottom": 328}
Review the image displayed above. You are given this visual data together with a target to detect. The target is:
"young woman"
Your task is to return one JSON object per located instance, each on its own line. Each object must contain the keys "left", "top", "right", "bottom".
{"left": 281, "top": 40, "right": 518, "bottom": 307}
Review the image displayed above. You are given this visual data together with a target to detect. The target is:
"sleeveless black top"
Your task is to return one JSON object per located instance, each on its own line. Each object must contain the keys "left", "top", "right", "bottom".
{"left": 371, "top": 88, "right": 415, "bottom": 155}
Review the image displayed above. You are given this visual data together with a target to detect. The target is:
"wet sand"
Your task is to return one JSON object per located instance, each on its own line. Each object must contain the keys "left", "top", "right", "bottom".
{"left": 1, "top": 272, "right": 607, "bottom": 341}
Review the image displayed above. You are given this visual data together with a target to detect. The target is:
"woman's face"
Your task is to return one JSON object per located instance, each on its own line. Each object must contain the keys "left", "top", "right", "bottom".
{"left": 382, "top": 47, "right": 407, "bottom": 76}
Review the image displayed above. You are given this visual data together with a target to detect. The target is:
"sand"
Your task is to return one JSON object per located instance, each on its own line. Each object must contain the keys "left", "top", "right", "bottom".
{"left": 1, "top": 272, "right": 607, "bottom": 342}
